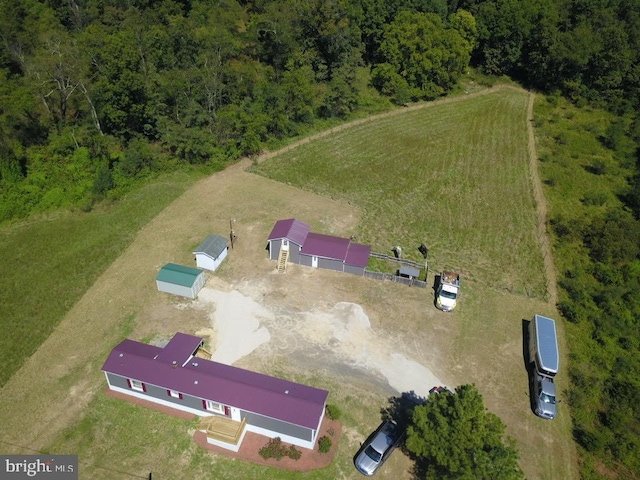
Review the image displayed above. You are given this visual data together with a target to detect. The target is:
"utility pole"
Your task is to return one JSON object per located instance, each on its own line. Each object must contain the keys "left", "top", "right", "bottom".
{"left": 230, "top": 218, "right": 236, "bottom": 249}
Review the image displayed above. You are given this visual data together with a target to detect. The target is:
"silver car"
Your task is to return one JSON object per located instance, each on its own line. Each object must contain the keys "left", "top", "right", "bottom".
{"left": 532, "top": 371, "right": 557, "bottom": 419}
{"left": 354, "top": 420, "right": 401, "bottom": 476}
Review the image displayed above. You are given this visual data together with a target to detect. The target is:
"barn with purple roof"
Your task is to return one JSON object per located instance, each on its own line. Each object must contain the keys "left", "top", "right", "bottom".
{"left": 267, "top": 218, "right": 371, "bottom": 275}
{"left": 102, "top": 333, "right": 329, "bottom": 451}
{"left": 267, "top": 218, "right": 310, "bottom": 265}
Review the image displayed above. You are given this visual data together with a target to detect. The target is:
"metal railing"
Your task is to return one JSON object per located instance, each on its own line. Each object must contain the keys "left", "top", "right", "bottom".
{"left": 364, "top": 269, "right": 427, "bottom": 288}
{"left": 369, "top": 252, "right": 425, "bottom": 269}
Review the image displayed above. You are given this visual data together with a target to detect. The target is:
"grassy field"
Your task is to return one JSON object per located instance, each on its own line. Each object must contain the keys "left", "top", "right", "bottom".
{"left": 0, "top": 170, "right": 203, "bottom": 386}
{"left": 251, "top": 88, "right": 546, "bottom": 299}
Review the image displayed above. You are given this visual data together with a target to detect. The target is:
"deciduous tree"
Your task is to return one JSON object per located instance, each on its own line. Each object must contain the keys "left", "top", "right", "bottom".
{"left": 372, "top": 11, "right": 472, "bottom": 101}
{"left": 406, "top": 384, "right": 523, "bottom": 480}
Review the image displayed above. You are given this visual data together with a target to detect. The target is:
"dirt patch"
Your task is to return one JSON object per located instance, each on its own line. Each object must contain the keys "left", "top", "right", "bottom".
{"left": 187, "top": 283, "right": 444, "bottom": 398}
{"left": 135, "top": 302, "right": 211, "bottom": 341}
{"left": 196, "top": 287, "right": 272, "bottom": 365}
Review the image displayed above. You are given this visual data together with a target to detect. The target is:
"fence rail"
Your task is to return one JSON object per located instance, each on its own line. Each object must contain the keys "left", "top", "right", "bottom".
{"left": 364, "top": 269, "right": 427, "bottom": 288}
{"left": 369, "top": 252, "right": 425, "bottom": 269}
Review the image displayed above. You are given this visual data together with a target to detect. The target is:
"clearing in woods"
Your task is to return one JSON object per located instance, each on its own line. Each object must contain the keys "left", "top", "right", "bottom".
{"left": 0, "top": 86, "right": 575, "bottom": 480}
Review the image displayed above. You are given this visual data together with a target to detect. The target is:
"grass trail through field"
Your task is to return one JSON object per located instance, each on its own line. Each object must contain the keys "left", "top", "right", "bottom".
{"left": 525, "top": 92, "right": 557, "bottom": 304}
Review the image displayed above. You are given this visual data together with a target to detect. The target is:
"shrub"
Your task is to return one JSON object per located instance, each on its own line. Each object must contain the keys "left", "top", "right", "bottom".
{"left": 259, "top": 437, "right": 287, "bottom": 460}
{"left": 546, "top": 94, "right": 559, "bottom": 106}
{"left": 318, "top": 435, "right": 332, "bottom": 453}
{"left": 325, "top": 404, "right": 342, "bottom": 420}
{"left": 258, "top": 437, "right": 302, "bottom": 461}
{"left": 581, "top": 191, "right": 608, "bottom": 206}
{"left": 574, "top": 425, "right": 604, "bottom": 453}
{"left": 287, "top": 445, "right": 302, "bottom": 460}
{"left": 586, "top": 158, "right": 609, "bottom": 175}
{"left": 550, "top": 215, "right": 585, "bottom": 241}
{"left": 92, "top": 165, "right": 114, "bottom": 197}
{"left": 556, "top": 132, "right": 569, "bottom": 145}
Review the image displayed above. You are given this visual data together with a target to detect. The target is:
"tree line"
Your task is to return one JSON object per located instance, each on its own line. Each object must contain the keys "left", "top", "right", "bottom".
{"left": 2, "top": 0, "right": 639, "bottom": 222}
{"left": 1, "top": 0, "right": 640, "bottom": 478}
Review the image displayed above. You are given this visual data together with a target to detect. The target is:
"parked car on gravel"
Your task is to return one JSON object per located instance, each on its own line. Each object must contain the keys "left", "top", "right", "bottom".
{"left": 354, "top": 420, "right": 402, "bottom": 476}
{"left": 429, "top": 385, "right": 453, "bottom": 395}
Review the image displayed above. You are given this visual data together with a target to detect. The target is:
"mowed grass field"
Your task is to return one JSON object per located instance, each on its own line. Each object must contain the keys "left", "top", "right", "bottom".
{"left": 0, "top": 86, "right": 576, "bottom": 480}
{"left": 0, "top": 170, "right": 202, "bottom": 386}
{"left": 251, "top": 87, "right": 546, "bottom": 299}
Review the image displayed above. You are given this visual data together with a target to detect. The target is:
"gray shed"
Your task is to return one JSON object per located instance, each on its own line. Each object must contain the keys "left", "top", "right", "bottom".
{"left": 194, "top": 235, "right": 229, "bottom": 272}
{"left": 399, "top": 265, "right": 420, "bottom": 279}
{"left": 156, "top": 263, "right": 206, "bottom": 299}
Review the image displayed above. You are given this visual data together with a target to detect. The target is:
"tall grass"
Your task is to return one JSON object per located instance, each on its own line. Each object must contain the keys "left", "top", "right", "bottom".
{"left": 534, "top": 94, "right": 639, "bottom": 478}
{"left": 534, "top": 96, "right": 630, "bottom": 252}
{"left": 251, "top": 89, "right": 545, "bottom": 297}
{"left": 0, "top": 170, "right": 201, "bottom": 386}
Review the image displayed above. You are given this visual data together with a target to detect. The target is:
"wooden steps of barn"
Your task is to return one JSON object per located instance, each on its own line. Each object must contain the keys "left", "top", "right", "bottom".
{"left": 277, "top": 248, "right": 289, "bottom": 273}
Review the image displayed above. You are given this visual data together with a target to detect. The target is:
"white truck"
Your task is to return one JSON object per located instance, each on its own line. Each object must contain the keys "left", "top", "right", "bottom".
{"left": 529, "top": 314, "right": 559, "bottom": 419}
{"left": 435, "top": 271, "right": 460, "bottom": 312}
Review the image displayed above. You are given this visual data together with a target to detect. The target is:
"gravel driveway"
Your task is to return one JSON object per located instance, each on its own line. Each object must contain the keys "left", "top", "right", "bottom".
{"left": 190, "top": 282, "right": 444, "bottom": 398}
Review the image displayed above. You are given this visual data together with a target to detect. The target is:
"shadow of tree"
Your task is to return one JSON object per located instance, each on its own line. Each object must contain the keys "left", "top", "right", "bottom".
{"left": 380, "top": 390, "right": 428, "bottom": 479}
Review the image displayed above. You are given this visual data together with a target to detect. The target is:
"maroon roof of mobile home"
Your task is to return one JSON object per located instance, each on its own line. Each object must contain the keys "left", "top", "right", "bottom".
{"left": 267, "top": 218, "right": 310, "bottom": 246}
{"left": 155, "top": 332, "right": 203, "bottom": 366}
{"left": 102, "top": 334, "right": 328, "bottom": 429}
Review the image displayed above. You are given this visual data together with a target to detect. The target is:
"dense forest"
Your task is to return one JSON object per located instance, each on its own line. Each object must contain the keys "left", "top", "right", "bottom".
{"left": 1, "top": 0, "right": 639, "bottom": 478}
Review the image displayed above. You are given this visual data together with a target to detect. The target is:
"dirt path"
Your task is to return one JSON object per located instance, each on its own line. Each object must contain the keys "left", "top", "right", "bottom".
{"left": 525, "top": 92, "right": 557, "bottom": 304}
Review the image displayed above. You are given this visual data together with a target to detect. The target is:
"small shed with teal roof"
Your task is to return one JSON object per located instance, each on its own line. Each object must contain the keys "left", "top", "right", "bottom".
{"left": 156, "top": 263, "right": 206, "bottom": 299}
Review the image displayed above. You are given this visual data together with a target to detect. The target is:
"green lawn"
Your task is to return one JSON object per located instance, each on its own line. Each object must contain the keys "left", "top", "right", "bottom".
{"left": 0, "top": 170, "right": 202, "bottom": 386}
{"left": 251, "top": 88, "right": 546, "bottom": 298}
